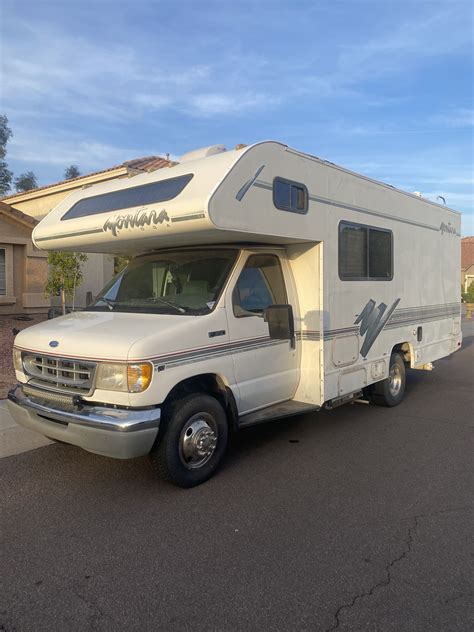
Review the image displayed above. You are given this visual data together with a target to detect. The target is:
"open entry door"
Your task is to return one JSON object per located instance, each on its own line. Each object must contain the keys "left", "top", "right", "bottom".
{"left": 286, "top": 242, "right": 324, "bottom": 406}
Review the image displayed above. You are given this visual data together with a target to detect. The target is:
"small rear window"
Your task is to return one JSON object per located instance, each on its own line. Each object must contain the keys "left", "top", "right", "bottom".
{"left": 61, "top": 174, "right": 194, "bottom": 220}
{"left": 273, "top": 177, "right": 308, "bottom": 214}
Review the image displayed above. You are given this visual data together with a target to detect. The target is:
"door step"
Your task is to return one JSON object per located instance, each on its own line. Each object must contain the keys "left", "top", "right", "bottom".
{"left": 323, "top": 390, "right": 364, "bottom": 409}
{"left": 238, "top": 400, "right": 319, "bottom": 428}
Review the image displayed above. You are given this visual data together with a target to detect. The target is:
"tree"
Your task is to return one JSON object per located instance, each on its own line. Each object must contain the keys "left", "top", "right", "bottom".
{"left": 45, "top": 251, "right": 88, "bottom": 314}
{"left": 64, "top": 164, "right": 81, "bottom": 180}
{"left": 114, "top": 255, "right": 132, "bottom": 274}
{"left": 0, "top": 114, "right": 12, "bottom": 159}
{"left": 0, "top": 161, "right": 13, "bottom": 195}
{"left": 0, "top": 114, "right": 13, "bottom": 195}
{"left": 462, "top": 281, "right": 474, "bottom": 304}
{"left": 14, "top": 171, "right": 38, "bottom": 192}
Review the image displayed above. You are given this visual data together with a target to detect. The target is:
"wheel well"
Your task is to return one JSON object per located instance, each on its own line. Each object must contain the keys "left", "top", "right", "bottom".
{"left": 163, "top": 374, "right": 239, "bottom": 431}
{"left": 393, "top": 342, "right": 413, "bottom": 366}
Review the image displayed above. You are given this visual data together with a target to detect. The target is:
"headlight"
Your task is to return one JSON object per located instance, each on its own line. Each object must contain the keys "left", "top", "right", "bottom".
{"left": 13, "top": 347, "right": 23, "bottom": 372}
{"left": 95, "top": 362, "right": 152, "bottom": 393}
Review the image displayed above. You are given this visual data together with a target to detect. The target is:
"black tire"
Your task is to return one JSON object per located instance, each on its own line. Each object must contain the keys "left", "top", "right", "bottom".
{"left": 150, "top": 393, "right": 229, "bottom": 488}
{"left": 371, "top": 352, "right": 406, "bottom": 407}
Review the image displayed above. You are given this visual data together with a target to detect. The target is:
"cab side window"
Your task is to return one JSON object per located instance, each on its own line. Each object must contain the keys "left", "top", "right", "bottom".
{"left": 233, "top": 254, "right": 287, "bottom": 317}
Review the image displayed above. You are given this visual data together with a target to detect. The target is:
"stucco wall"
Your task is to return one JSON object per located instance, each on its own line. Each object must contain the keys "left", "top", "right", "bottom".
{"left": 12, "top": 245, "right": 25, "bottom": 305}
{"left": 74, "top": 253, "right": 115, "bottom": 307}
{"left": 0, "top": 214, "right": 31, "bottom": 239}
{"left": 0, "top": 214, "right": 49, "bottom": 314}
{"left": 463, "top": 264, "right": 474, "bottom": 291}
{"left": 7, "top": 191, "right": 72, "bottom": 220}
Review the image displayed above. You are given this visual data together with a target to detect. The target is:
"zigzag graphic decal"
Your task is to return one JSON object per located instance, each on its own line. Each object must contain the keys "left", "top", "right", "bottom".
{"left": 235, "top": 165, "right": 265, "bottom": 201}
{"left": 355, "top": 298, "right": 401, "bottom": 357}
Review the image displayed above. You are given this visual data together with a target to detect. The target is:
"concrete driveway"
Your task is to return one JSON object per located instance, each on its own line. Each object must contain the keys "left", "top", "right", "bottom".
{"left": 1, "top": 321, "right": 473, "bottom": 631}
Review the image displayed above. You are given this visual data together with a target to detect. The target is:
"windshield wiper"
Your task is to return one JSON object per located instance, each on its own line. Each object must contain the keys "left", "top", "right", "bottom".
{"left": 97, "top": 297, "right": 117, "bottom": 311}
{"left": 146, "top": 297, "right": 186, "bottom": 314}
{"left": 93, "top": 296, "right": 186, "bottom": 314}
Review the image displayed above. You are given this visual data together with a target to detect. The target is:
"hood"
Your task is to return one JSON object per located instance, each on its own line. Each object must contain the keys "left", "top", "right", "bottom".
{"left": 14, "top": 310, "right": 198, "bottom": 362}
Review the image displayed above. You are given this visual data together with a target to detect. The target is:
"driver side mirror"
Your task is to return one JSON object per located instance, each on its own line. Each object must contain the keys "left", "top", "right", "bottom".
{"left": 264, "top": 304, "right": 295, "bottom": 348}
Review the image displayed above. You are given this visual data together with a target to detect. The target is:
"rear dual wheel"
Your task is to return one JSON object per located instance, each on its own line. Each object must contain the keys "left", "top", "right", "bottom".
{"left": 150, "top": 393, "right": 229, "bottom": 488}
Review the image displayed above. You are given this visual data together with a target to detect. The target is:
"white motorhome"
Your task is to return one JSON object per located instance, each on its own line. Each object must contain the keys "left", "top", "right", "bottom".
{"left": 8, "top": 142, "right": 462, "bottom": 487}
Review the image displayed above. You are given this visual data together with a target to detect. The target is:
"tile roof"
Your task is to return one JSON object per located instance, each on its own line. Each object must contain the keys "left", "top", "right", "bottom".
{"left": 461, "top": 236, "right": 474, "bottom": 270}
{"left": 0, "top": 201, "right": 38, "bottom": 225}
{"left": 124, "top": 156, "right": 176, "bottom": 172}
{"left": 0, "top": 155, "right": 174, "bottom": 200}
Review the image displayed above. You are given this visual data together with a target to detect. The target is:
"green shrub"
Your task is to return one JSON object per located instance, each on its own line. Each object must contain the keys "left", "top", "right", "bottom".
{"left": 462, "top": 281, "right": 474, "bottom": 303}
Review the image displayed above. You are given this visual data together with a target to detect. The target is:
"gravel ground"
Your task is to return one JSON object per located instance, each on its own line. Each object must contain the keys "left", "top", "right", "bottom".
{"left": 0, "top": 314, "right": 47, "bottom": 399}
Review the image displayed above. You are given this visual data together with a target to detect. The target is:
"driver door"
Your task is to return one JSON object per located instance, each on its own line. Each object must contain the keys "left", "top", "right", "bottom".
{"left": 226, "top": 252, "right": 299, "bottom": 414}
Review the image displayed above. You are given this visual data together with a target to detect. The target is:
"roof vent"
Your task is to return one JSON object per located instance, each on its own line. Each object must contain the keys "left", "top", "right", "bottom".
{"left": 179, "top": 144, "right": 226, "bottom": 163}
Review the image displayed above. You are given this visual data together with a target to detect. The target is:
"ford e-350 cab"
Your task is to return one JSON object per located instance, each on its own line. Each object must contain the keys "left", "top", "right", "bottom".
{"left": 8, "top": 142, "right": 462, "bottom": 487}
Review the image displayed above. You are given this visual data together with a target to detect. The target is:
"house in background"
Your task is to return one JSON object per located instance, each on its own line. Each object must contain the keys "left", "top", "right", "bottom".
{"left": 461, "top": 236, "right": 474, "bottom": 292}
{"left": 0, "top": 201, "right": 49, "bottom": 315}
{"left": 2, "top": 155, "right": 172, "bottom": 309}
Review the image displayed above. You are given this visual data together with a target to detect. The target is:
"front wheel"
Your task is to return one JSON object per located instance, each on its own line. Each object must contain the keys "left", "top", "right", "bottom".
{"left": 150, "top": 393, "right": 229, "bottom": 488}
{"left": 371, "top": 352, "right": 406, "bottom": 407}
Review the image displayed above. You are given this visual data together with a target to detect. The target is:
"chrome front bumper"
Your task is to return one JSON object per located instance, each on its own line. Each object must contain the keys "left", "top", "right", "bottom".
{"left": 7, "top": 385, "right": 160, "bottom": 459}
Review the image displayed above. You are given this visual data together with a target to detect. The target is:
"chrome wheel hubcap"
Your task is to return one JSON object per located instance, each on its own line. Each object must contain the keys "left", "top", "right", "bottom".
{"left": 180, "top": 414, "right": 218, "bottom": 469}
{"left": 388, "top": 363, "right": 402, "bottom": 397}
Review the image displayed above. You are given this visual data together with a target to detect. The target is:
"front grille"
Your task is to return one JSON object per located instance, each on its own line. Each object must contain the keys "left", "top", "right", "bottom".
{"left": 22, "top": 353, "right": 97, "bottom": 395}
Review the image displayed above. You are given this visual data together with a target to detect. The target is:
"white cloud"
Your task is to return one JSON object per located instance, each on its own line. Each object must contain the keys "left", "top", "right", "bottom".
{"left": 296, "top": 8, "right": 470, "bottom": 102}
{"left": 8, "top": 130, "right": 164, "bottom": 170}
{"left": 431, "top": 108, "right": 474, "bottom": 128}
{"left": 363, "top": 96, "right": 411, "bottom": 107}
{"left": 337, "top": 9, "right": 468, "bottom": 76}
{"left": 2, "top": 5, "right": 468, "bottom": 129}
{"left": 419, "top": 191, "right": 474, "bottom": 206}
{"left": 1, "top": 16, "right": 276, "bottom": 124}
{"left": 412, "top": 175, "right": 474, "bottom": 186}
{"left": 1, "top": 3, "right": 471, "bottom": 209}
{"left": 189, "top": 92, "right": 272, "bottom": 116}
{"left": 133, "top": 94, "right": 173, "bottom": 110}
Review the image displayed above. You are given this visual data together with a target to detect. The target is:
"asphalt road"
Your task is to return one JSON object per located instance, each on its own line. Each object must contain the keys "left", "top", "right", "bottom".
{"left": 1, "top": 325, "right": 473, "bottom": 632}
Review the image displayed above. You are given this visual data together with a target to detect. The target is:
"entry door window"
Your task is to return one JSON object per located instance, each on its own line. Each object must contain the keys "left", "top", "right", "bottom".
{"left": 233, "top": 254, "right": 287, "bottom": 317}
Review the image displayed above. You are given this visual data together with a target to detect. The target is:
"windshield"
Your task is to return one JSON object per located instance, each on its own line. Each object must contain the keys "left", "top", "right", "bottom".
{"left": 86, "top": 249, "right": 238, "bottom": 315}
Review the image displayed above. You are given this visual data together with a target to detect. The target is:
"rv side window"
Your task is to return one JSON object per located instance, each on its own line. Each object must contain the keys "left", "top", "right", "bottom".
{"left": 233, "top": 254, "right": 287, "bottom": 317}
{"left": 61, "top": 174, "right": 194, "bottom": 220}
{"left": 369, "top": 229, "right": 392, "bottom": 279}
{"left": 273, "top": 177, "right": 308, "bottom": 214}
{"left": 339, "top": 224, "right": 368, "bottom": 278}
{"left": 339, "top": 222, "right": 393, "bottom": 280}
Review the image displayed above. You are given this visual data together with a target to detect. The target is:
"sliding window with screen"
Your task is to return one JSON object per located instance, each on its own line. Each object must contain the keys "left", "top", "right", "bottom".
{"left": 273, "top": 177, "right": 308, "bottom": 214}
{"left": 339, "top": 221, "right": 393, "bottom": 281}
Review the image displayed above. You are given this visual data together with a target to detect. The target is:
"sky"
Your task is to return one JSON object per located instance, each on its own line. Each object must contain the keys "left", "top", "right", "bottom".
{"left": 1, "top": 0, "right": 473, "bottom": 232}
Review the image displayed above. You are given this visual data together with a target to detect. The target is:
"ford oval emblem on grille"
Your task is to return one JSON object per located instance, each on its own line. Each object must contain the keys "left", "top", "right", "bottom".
{"left": 49, "top": 340, "right": 59, "bottom": 348}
